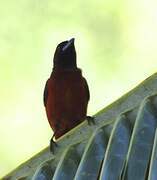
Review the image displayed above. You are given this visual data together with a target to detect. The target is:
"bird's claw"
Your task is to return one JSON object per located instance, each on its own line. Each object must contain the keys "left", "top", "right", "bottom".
{"left": 50, "top": 137, "right": 58, "bottom": 154}
{"left": 86, "top": 116, "right": 95, "bottom": 125}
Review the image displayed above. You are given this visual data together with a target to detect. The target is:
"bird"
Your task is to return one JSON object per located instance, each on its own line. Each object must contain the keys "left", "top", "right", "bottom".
{"left": 43, "top": 38, "right": 94, "bottom": 152}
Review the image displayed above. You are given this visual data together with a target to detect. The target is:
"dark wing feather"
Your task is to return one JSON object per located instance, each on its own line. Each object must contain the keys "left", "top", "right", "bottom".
{"left": 43, "top": 80, "right": 49, "bottom": 107}
{"left": 83, "top": 78, "right": 90, "bottom": 101}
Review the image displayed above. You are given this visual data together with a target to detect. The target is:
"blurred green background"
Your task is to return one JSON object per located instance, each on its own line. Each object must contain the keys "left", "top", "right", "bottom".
{"left": 1, "top": 0, "right": 157, "bottom": 177}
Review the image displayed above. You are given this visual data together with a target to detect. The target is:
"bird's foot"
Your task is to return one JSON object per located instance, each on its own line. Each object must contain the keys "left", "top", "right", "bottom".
{"left": 50, "top": 136, "right": 58, "bottom": 154}
{"left": 86, "top": 116, "right": 95, "bottom": 125}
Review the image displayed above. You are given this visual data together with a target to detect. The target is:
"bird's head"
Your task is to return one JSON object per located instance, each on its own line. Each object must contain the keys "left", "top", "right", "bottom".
{"left": 53, "top": 38, "right": 77, "bottom": 69}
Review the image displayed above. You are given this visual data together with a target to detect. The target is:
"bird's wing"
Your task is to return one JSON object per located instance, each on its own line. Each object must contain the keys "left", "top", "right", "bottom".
{"left": 43, "top": 80, "right": 49, "bottom": 107}
{"left": 83, "top": 78, "right": 90, "bottom": 101}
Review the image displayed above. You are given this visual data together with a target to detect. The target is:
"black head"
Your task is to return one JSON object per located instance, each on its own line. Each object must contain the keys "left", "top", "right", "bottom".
{"left": 53, "top": 38, "right": 77, "bottom": 69}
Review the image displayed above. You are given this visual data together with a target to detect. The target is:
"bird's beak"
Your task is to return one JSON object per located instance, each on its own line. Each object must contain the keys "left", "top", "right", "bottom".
{"left": 62, "top": 38, "right": 75, "bottom": 52}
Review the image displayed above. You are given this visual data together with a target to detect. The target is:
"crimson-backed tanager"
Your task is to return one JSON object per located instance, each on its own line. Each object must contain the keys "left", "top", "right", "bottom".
{"left": 43, "top": 38, "right": 94, "bottom": 152}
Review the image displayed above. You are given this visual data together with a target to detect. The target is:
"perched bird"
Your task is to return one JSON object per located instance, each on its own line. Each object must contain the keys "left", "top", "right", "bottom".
{"left": 43, "top": 38, "right": 94, "bottom": 152}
